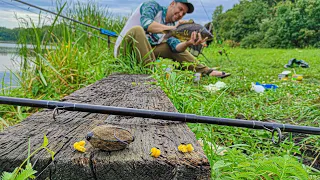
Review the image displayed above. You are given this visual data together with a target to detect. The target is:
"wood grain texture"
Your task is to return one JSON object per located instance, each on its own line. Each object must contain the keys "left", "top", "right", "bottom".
{"left": 0, "top": 74, "right": 210, "bottom": 179}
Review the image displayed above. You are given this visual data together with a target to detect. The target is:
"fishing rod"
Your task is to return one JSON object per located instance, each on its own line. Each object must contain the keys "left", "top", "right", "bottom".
{"left": 12, "top": 0, "right": 117, "bottom": 47}
{"left": 1, "top": 96, "right": 320, "bottom": 144}
{"left": 2, "top": 0, "right": 110, "bottom": 42}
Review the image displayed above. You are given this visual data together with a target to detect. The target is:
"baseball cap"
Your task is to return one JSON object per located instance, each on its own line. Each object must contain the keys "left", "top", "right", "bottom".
{"left": 174, "top": 0, "right": 194, "bottom": 14}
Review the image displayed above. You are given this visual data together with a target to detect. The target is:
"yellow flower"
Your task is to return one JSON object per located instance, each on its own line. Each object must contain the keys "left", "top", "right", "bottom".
{"left": 73, "top": 140, "right": 86, "bottom": 153}
{"left": 150, "top": 147, "right": 161, "bottom": 158}
{"left": 186, "top": 144, "right": 194, "bottom": 152}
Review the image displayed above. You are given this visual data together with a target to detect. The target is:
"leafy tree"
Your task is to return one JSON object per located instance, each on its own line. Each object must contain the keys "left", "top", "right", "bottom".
{"left": 260, "top": 0, "right": 320, "bottom": 48}
{"left": 211, "top": 0, "right": 320, "bottom": 48}
{"left": 212, "top": 0, "right": 269, "bottom": 43}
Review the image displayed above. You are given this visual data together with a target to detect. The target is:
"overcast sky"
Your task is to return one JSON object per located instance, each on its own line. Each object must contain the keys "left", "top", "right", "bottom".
{"left": 0, "top": 0, "right": 239, "bottom": 29}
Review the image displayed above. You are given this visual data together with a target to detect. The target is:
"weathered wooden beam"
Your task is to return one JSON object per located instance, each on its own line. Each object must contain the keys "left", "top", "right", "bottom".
{"left": 0, "top": 74, "right": 210, "bottom": 179}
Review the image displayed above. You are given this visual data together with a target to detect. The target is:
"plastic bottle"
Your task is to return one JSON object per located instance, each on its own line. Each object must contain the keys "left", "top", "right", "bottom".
{"left": 194, "top": 73, "right": 201, "bottom": 82}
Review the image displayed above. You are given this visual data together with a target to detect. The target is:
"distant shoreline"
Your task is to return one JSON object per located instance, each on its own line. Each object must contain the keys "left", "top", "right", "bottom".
{"left": 0, "top": 41, "right": 17, "bottom": 44}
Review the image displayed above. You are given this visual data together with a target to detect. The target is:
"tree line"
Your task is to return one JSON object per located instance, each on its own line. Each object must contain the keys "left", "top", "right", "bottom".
{"left": 211, "top": 0, "right": 320, "bottom": 48}
{"left": 0, "top": 27, "right": 20, "bottom": 42}
{"left": 0, "top": 27, "right": 47, "bottom": 42}
{"left": 0, "top": 25, "right": 63, "bottom": 44}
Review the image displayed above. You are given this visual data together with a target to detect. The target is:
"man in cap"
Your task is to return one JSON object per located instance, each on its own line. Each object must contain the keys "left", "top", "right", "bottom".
{"left": 114, "top": 0, "right": 230, "bottom": 78}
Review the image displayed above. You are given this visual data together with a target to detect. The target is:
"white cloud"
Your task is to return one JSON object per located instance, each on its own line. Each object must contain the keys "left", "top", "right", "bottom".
{"left": 106, "top": 7, "right": 135, "bottom": 16}
{"left": 0, "top": 9, "right": 54, "bottom": 28}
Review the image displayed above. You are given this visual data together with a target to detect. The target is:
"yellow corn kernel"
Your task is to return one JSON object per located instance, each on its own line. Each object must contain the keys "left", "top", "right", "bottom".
{"left": 78, "top": 140, "right": 86, "bottom": 146}
{"left": 150, "top": 147, "right": 161, "bottom": 158}
{"left": 178, "top": 144, "right": 188, "bottom": 153}
{"left": 75, "top": 145, "right": 86, "bottom": 153}
{"left": 154, "top": 149, "right": 161, "bottom": 158}
{"left": 73, "top": 142, "right": 79, "bottom": 149}
{"left": 73, "top": 141, "right": 86, "bottom": 153}
{"left": 186, "top": 144, "right": 194, "bottom": 152}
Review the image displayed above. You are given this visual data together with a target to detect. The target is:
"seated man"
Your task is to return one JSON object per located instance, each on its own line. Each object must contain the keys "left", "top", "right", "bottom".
{"left": 114, "top": 0, "right": 230, "bottom": 78}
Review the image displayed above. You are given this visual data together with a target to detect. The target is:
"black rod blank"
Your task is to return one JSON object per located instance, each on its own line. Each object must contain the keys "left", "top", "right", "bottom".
{"left": 0, "top": 96, "right": 319, "bottom": 135}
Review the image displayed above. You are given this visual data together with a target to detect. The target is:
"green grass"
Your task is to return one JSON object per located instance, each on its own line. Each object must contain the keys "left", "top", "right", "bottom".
{"left": 0, "top": 2, "right": 319, "bottom": 179}
{"left": 150, "top": 48, "right": 320, "bottom": 179}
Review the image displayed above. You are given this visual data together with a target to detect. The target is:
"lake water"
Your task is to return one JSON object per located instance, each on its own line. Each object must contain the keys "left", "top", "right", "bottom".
{"left": 0, "top": 43, "right": 20, "bottom": 88}
{"left": 0, "top": 42, "right": 56, "bottom": 88}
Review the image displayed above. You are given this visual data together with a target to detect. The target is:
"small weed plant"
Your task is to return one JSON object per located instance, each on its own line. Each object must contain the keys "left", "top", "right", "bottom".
{"left": 0, "top": 135, "right": 54, "bottom": 180}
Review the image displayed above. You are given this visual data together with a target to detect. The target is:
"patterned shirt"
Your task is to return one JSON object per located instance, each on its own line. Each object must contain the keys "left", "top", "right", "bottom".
{"left": 140, "top": 1, "right": 181, "bottom": 52}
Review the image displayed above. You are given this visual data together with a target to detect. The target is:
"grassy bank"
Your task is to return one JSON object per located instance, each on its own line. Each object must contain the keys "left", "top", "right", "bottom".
{"left": 0, "top": 2, "right": 319, "bottom": 179}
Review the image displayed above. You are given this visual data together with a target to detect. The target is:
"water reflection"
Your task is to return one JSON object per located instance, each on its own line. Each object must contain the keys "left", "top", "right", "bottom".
{"left": 0, "top": 51, "right": 18, "bottom": 56}
{"left": 0, "top": 42, "right": 55, "bottom": 89}
{"left": 0, "top": 43, "right": 20, "bottom": 88}
{"left": 0, "top": 52, "right": 10, "bottom": 56}
{"left": 0, "top": 42, "right": 33, "bottom": 49}
{"left": 0, "top": 52, "right": 19, "bottom": 71}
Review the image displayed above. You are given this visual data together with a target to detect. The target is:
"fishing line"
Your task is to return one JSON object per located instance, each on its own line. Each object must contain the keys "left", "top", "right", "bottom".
{"left": 0, "top": 0, "right": 38, "bottom": 14}
{"left": 198, "top": 0, "right": 211, "bottom": 22}
{"left": 198, "top": 0, "right": 213, "bottom": 33}
{"left": 69, "top": 24, "right": 111, "bottom": 42}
